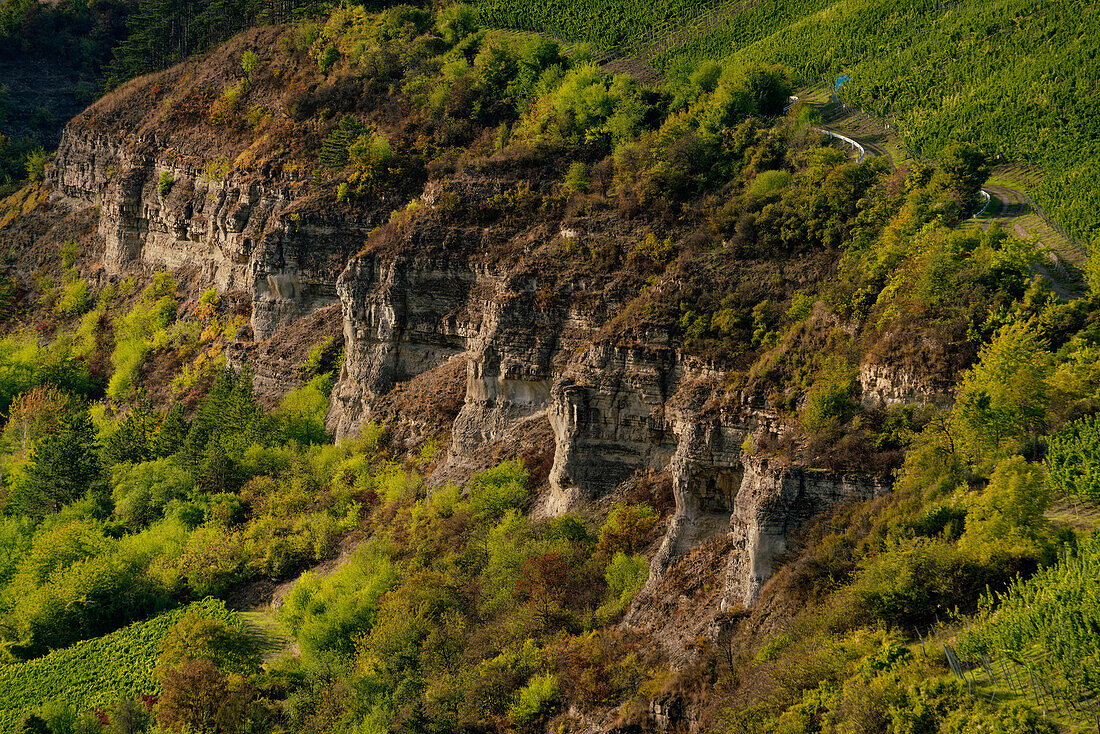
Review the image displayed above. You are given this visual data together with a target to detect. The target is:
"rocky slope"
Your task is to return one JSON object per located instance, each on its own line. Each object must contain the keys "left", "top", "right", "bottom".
{"left": 38, "top": 28, "right": 956, "bottom": 657}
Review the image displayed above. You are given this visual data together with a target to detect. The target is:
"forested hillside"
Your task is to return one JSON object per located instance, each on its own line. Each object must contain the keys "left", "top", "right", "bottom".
{"left": 0, "top": 1, "right": 1097, "bottom": 733}
{"left": 470, "top": 0, "right": 1099, "bottom": 249}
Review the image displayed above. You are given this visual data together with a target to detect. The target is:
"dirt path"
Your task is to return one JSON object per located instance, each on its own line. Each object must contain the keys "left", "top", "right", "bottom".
{"left": 811, "top": 105, "right": 1086, "bottom": 300}
{"left": 225, "top": 532, "right": 366, "bottom": 661}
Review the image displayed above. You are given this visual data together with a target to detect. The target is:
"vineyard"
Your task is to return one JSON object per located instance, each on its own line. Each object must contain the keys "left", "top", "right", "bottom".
{"left": 471, "top": 0, "right": 1100, "bottom": 248}
{"left": 959, "top": 536, "right": 1100, "bottom": 724}
{"left": 0, "top": 599, "right": 237, "bottom": 732}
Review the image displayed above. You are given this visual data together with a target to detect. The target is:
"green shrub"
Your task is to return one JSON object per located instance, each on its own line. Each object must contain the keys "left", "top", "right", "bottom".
{"left": 315, "top": 44, "right": 339, "bottom": 73}
{"left": 786, "top": 293, "right": 814, "bottom": 323}
{"left": 599, "top": 551, "right": 647, "bottom": 619}
{"left": 112, "top": 457, "right": 193, "bottom": 528}
{"left": 749, "top": 169, "right": 792, "bottom": 196}
{"left": 468, "top": 460, "right": 529, "bottom": 523}
{"left": 563, "top": 161, "right": 589, "bottom": 194}
{"left": 303, "top": 336, "right": 336, "bottom": 376}
{"left": 851, "top": 537, "right": 1014, "bottom": 628}
{"left": 508, "top": 672, "right": 559, "bottom": 725}
{"left": 950, "top": 321, "right": 1051, "bottom": 465}
{"left": 23, "top": 149, "right": 48, "bottom": 182}
{"left": 517, "top": 64, "right": 647, "bottom": 148}
{"left": 241, "top": 49, "right": 258, "bottom": 77}
{"left": 271, "top": 373, "right": 333, "bottom": 445}
{"left": 55, "top": 278, "right": 89, "bottom": 317}
{"left": 107, "top": 276, "right": 178, "bottom": 402}
{"left": 279, "top": 543, "right": 397, "bottom": 659}
{"left": 957, "top": 456, "right": 1051, "bottom": 563}
{"left": 158, "top": 171, "right": 174, "bottom": 197}
{"left": 800, "top": 359, "right": 858, "bottom": 438}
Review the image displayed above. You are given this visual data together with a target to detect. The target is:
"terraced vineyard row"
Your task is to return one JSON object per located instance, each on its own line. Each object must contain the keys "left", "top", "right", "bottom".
{"left": 0, "top": 599, "right": 237, "bottom": 731}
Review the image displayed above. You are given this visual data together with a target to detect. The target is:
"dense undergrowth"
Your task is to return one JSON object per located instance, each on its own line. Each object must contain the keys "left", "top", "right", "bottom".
{"left": 0, "top": 2, "right": 1099, "bottom": 734}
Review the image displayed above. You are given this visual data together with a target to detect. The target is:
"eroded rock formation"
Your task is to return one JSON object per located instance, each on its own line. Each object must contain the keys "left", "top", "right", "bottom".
{"left": 45, "top": 100, "right": 948, "bottom": 653}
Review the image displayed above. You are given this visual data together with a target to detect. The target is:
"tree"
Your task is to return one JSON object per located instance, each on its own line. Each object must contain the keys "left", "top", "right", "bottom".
{"left": 514, "top": 551, "right": 573, "bottom": 628}
{"left": 156, "top": 658, "right": 252, "bottom": 734}
{"left": 108, "top": 697, "right": 151, "bottom": 734}
{"left": 934, "top": 144, "right": 989, "bottom": 222}
{"left": 596, "top": 503, "right": 657, "bottom": 557}
{"left": 154, "top": 404, "right": 190, "bottom": 457}
{"left": 958, "top": 456, "right": 1051, "bottom": 563}
{"left": 950, "top": 321, "right": 1051, "bottom": 466}
{"left": 16, "top": 409, "right": 102, "bottom": 518}
{"left": 104, "top": 398, "right": 159, "bottom": 467}
{"left": 3, "top": 384, "right": 68, "bottom": 460}
{"left": 184, "top": 368, "right": 263, "bottom": 468}
{"left": 157, "top": 610, "right": 261, "bottom": 679}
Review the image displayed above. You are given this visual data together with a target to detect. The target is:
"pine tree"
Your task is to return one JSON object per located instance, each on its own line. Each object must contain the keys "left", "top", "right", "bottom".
{"left": 103, "top": 397, "right": 158, "bottom": 467}
{"left": 18, "top": 410, "right": 102, "bottom": 518}
{"left": 154, "top": 403, "right": 190, "bottom": 458}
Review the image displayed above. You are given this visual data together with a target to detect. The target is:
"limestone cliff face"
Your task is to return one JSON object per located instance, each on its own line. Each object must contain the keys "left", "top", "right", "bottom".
{"left": 545, "top": 342, "right": 682, "bottom": 514}
{"left": 326, "top": 252, "right": 486, "bottom": 438}
{"left": 859, "top": 362, "right": 952, "bottom": 410}
{"left": 48, "top": 100, "right": 924, "bottom": 638}
{"left": 49, "top": 126, "right": 381, "bottom": 345}
{"left": 720, "top": 458, "right": 889, "bottom": 608}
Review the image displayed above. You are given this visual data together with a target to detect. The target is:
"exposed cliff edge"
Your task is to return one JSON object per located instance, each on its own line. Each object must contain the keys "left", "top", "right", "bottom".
{"left": 38, "top": 32, "right": 960, "bottom": 658}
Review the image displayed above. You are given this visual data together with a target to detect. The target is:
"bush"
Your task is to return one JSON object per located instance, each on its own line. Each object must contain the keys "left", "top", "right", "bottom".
{"left": 598, "top": 551, "right": 647, "bottom": 619}
{"left": 23, "top": 149, "right": 48, "bottom": 182}
{"left": 107, "top": 276, "right": 178, "bottom": 402}
{"left": 468, "top": 460, "right": 529, "bottom": 523}
{"left": 241, "top": 49, "right": 258, "bottom": 77}
{"left": 112, "top": 457, "right": 193, "bottom": 528}
{"left": 279, "top": 544, "right": 396, "bottom": 659}
{"left": 563, "top": 161, "right": 589, "bottom": 194}
{"left": 508, "top": 672, "right": 559, "bottom": 725}
{"left": 749, "top": 169, "right": 792, "bottom": 196}
{"left": 56, "top": 278, "right": 89, "bottom": 317}
{"left": 957, "top": 456, "right": 1051, "bottom": 563}
{"left": 850, "top": 537, "right": 1011, "bottom": 628}
{"left": 950, "top": 321, "right": 1051, "bottom": 465}
{"left": 315, "top": 44, "right": 339, "bottom": 73}
{"left": 156, "top": 609, "right": 260, "bottom": 678}
{"left": 596, "top": 503, "right": 657, "bottom": 557}
{"left": 800, "top": 359, "right": 858, "bottom": 438}
{"left": 158, "top": 171, "right": 174, "bottom": 197}
{"left": 270, "top": 373, "right": 333, "bottom": 445}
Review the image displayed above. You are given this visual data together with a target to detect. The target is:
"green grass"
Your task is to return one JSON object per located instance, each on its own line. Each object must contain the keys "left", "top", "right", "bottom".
{"left": 0, "top": 598, "right": 236, "bottom": 731}
{"left": 238, "top": 610, "right": 292, "bottom": 660}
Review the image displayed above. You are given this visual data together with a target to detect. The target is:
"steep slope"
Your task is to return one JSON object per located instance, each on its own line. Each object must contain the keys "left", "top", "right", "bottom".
{"left": 34, "top": 16, "right": 963, "bottom": 657}
{"left": 0, "top": 0, "right": 1039, "bottom": 678}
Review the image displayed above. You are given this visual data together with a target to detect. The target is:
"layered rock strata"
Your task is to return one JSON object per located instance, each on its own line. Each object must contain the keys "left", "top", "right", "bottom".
{"left": 48, "top": 115, "right": 929, "bottom": 631}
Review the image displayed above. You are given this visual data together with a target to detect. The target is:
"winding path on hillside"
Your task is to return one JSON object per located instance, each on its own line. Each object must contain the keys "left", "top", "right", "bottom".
{"left": 590, "top": 24, "right": 1087, "bottom": 299}
{"left": 810, "top": 103, "right": 1086, "bottom": 299}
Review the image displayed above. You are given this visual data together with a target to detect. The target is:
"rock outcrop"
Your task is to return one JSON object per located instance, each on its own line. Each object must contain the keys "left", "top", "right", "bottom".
{"left": 50, "top": 128, "right": 378, "bottom": 342}
{"left": 43, "top": 79, "right": 937, "bottom": 649}
{"left": 720, "top": 458, "right": 889, "bottom": 608}
{"left": 859, "top": 362, "right": 952, "bottom": 410}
